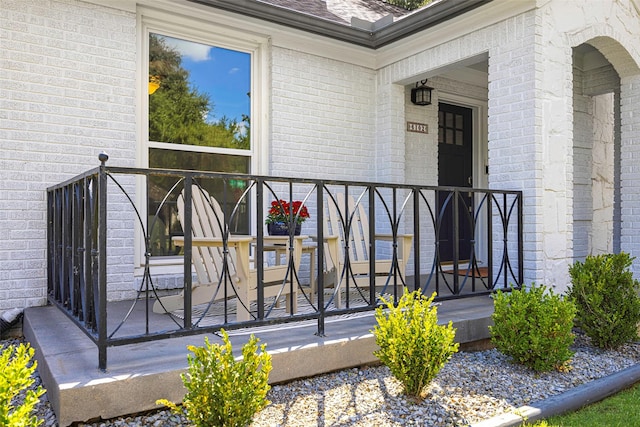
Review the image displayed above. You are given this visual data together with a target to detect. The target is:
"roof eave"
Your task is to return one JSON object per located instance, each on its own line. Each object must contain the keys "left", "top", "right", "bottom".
{"left": 374, "top": 0, "right": 493, "bottom": 47}
{"left": 186, "top": 0, "right": 374, "bottom": 47}
{"left": 186, "top": 0, "right": 493, "bottom": 49}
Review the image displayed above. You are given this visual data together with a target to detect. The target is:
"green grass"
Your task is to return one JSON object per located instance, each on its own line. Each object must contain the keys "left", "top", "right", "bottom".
{"left": 528, "top": 381, "right": 640, "bottom": 427}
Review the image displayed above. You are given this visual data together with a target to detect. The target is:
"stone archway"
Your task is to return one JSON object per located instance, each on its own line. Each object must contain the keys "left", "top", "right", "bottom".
{"left": 572, "top": 43, "right": 620, "bottom": 259}
{"left": 566, "top": 28, "right": 640, "bottom": 277}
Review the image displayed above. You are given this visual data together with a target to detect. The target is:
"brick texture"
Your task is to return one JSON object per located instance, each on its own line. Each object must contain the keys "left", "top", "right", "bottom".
{"left": 0, "top": 0, "right": 137, "bottom": 308}
{"left": 271, "top": 47, "right": 377, "bottom": 182}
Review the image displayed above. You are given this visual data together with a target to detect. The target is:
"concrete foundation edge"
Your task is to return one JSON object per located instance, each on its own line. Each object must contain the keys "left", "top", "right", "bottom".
{"left": 471, "top": 363, "right": 640, "bottom": 427}
{"left": 21, "top": 297, "right": 494, "bottom": 425}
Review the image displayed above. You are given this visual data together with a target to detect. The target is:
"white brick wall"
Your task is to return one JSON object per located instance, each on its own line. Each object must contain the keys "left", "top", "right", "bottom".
{"left": 403, "top": 89, "right": 437, "bottom": 270}
{"left": 620, "top": 74, "right": 640, "bottom": 277}
{"left": 269, "top": 47, "right": 379, "bottom": 252}
{"left": 270, "top": 47, "right": 377, "bottom": 182}
{"left": 487, "top": 12, "right": 545, "bottom": 288}
{"left": 0, "top": 0, "right": 137, "bottom": 308}
{"left": 375, "top": 80, "right": 405, "bottom": 185}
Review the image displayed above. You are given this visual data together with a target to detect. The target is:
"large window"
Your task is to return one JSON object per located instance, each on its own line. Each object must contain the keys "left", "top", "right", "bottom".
{"left": 146, "top": 32, "right": 253, "bottom": 256}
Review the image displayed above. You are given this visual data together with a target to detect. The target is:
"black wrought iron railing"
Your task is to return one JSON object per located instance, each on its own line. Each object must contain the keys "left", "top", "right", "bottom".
{"left": 47, "top": 154, "right": 523, "bottom": 370}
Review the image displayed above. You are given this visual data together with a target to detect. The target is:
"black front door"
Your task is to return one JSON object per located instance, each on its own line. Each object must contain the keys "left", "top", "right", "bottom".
{"left": 438, "top": 103, "right": 473, "bottom": 263}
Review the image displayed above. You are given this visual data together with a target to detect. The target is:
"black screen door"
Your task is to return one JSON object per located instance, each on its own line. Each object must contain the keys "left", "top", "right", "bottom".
{"left": 438, "top": 103, "right": 473, "bottom": 263}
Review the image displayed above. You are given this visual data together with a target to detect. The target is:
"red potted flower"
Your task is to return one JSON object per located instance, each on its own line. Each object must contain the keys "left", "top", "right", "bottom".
{"left": 266, "top": 199, "right": 310, "bottom": 235}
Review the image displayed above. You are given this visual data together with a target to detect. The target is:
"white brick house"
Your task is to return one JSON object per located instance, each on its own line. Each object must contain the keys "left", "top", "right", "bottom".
{"left": 1, "top": 0, "right": 639, "bottom": 310}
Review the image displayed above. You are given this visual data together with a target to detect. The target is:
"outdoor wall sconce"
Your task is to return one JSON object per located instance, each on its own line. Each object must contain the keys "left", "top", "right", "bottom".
{"left": 411, "top": 79, "right": 433, "bottom": 106}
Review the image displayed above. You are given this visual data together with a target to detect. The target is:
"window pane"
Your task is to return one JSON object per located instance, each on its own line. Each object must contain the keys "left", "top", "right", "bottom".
{"left": 148, "top": 33, "right": 251, "bottom": 150}
{"left": 456, "top": 130, "right": 464, "bottom": 146}
{"left": 150, "top": 148, "right": 250, "bottom": 173}
{"left": 455, "top": 114, "right": 463, "bottom": 130}
{"left": 148, "top": 149, "right": 251, "bottom": 256}
{"left": 445, "top": 112, "right": 453, "bottom": 128}
{"left": 446, "top": 129, "right": 454, "bottom": 144}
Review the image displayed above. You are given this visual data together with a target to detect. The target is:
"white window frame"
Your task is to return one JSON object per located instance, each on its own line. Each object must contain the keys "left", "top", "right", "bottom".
{"left": 135, "top": 7, "right": 270, "bottom": 274}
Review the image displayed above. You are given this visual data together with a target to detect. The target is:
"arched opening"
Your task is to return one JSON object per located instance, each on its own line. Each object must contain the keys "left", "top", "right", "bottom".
{"left": 572, "top": 43, "right": 620, "bottom": 259}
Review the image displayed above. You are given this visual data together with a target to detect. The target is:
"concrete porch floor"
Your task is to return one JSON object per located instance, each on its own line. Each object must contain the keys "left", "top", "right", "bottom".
{"left": 23, "top": 295, "right": 494, "bottom": 426}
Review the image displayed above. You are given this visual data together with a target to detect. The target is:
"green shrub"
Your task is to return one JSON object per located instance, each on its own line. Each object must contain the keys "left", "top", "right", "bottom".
{"left": 0, "top": 343, "right": 45, "bottom": 427}
{"left": 568, "top": 252, "right": 640, "bottom": 349}
{"left": 490, "top": 284, "right": 576, "bottom": 372}
{"left": 372, "top": 289, "right": 459, "bottom": 400}
{"left": 157, "top": 330, "right": 272, "bottom": 427}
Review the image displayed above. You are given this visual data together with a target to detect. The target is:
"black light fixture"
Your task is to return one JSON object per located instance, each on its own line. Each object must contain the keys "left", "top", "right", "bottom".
{"left": 411, "top": 79, "right": 433, "bottom": 106}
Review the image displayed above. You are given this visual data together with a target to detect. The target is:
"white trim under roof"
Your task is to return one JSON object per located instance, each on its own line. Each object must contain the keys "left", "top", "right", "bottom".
{"left": 186, "top": 0, "right": 494, "bottom": 48}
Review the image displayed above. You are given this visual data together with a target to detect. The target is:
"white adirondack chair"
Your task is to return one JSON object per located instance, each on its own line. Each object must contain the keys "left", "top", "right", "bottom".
{"left": 321, "top": 194, "right": 413, "bottom": 307}
{"left": 152, "top": 185, "right": 297, "bottom": 321}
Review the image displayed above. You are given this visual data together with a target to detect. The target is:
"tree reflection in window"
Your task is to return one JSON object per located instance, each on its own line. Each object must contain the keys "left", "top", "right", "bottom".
{"left": 147, "top": 33, "right": 252, "bottom": 256}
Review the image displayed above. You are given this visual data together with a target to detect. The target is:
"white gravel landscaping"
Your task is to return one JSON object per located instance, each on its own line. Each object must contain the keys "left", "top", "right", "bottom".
{"left": 3, "top": 331, "right": 639, "bottom": 427}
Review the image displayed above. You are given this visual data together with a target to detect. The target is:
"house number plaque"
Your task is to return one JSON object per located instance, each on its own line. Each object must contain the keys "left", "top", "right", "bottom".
{"left": 407, "top": 122, "right": 428, "bottom": 134}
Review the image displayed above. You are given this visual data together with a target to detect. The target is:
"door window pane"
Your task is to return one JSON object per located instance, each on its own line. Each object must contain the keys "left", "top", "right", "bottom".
{"left": 455, "top": 114, "right": 463, "bottom": 130}
{"left": 445, "top": 112, "right": 453, "bottom": 128}
{"left": 446, "top": 129, "right": 454, "bottom": 144}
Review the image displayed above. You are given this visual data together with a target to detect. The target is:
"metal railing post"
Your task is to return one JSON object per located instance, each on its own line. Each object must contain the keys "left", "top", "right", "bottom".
{"left": 97, "top": 153, "right": 109, "bottom": 371}
{"left": 183, "top": 177, "right": 193, "bottom": 329}
{"left": 453, "top": 190, "right": 460, "bottom": 295}
{"left": 256, "top": 179, "right": 265, "bottom": 320}
{"left": 518, "top": 193, "right": 524, "bottom": 287}
{"left": 487, "top": 192, "right": 494, "bottom": 289}
{"left": 412, "top": 188, "right": 420, "bottom": 294}
{"left": 368, "top": 187, "right": 375, "bottom": 305}
{"left": 316, "top": 186, "right": 325, "bottom": 336}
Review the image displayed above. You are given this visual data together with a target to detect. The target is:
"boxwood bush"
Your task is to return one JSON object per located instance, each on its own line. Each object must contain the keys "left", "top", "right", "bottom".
{"left": 0, "top": 343, "right": 45, "bottom": 427}
{"left": 373, "top": 289, "right": 458, "bottom": 400}
{"left": 568, "top": 252, "right": 640, "bottom": 349}
{"left": 158, "top": 330, "right": 271, "bottom": 427}
{"left": 490, "top": 284, "right": 576, "bottom": 372}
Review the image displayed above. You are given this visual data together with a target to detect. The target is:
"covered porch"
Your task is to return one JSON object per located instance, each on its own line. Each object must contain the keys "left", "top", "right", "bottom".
{"left": 35, "top": 155, "right": 523, "bottom": 424}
